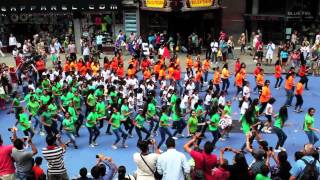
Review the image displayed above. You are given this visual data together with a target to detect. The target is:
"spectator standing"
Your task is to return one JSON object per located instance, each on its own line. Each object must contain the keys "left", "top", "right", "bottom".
{"left": 133, "top": 140, "right": 160, "bottom": 180}
{"left": 11, "top": 138, "right": 38, "bottom": 179}
{"left": 0, "top": 129, "right": 17, "bottom": 180}
{"left": 8, "top": 34, "right": 17, "bottom": 53}
{"left": 42, "top": 135, "right": 69, "bottom": 180}
{"left": 0, "top": 39, "right": 5, "bottom": 57}
{"left": 183, "top": 133, "right": 218, "bottom": 180}
{"left": 157, "top": 138, "right": 190, "bottom": 180}
{"left": 32, "top": 157, "right": 45, "bottom": 180}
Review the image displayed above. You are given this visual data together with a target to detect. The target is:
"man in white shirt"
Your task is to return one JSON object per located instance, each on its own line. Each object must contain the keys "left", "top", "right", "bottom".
{"left": 157, "top": 138, "right": 190, "bottom": 180}
{"left": 265, "top": 41, "right": 275, "bottom": 64}
{"left": 8, "top": 34, "right": 17, "bottom": 53}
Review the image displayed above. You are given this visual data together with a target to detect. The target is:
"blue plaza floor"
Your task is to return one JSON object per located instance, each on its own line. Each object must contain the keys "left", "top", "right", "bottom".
{"left": 1, "top": 74, "right": 320, "bottom": 178}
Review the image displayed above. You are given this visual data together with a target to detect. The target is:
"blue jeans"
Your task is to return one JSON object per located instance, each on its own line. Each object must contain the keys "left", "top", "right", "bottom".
{"left": 305, "top": 131, "right": 319, "bottom": 145}
{"left": 66, "top": 131, "right": 77, "bottom": 146}
{"left": 211, "top": 129, "right": 221, "bottom": 147}
{"left": 113, "top": 127, "right": 128, "bottom": 145}
{"left": 158, "top": 127, "right": 173, "bottom": 148}
{"left": 273, "top": 127, "right": 287, "bottom": 149}
{"left": 285, "top": 89, "right": 294, "bottom": 106}
{"left": 87, "top": 125, "right": 100, "bottom": 144}
{"left": 23, "top": 128, "right": 34, "bottom": 139}
{"left": 173, "top": 119, "right": 186, "bottom": 136}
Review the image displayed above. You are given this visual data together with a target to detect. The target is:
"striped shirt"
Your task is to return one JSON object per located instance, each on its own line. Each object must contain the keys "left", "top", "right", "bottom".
{"left": 42, "top": 146, "right": 66, "bottom": 175}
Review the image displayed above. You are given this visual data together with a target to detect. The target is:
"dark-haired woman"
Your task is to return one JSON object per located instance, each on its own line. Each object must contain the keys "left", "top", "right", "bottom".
{"left": 134, "top": 109, "right": 150, "bottom": 142}
{"left": 172, "top": 98, "right": 186, "bottom": 138}
{"left": 273, "top": 106, "right": 288, "bottom": 152}
{"left": 158, "top": 106, "right": 173, "bottom": 149}
{"left": 274, "top": 60, "right": 283, "bottom": 89}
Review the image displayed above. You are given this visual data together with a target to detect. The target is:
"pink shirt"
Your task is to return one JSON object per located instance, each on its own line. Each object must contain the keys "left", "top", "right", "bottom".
{"left": 0, "top": 145, "right": 15, "bottom": 176}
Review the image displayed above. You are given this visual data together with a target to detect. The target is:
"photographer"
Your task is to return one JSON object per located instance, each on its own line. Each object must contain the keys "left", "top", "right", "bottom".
{"left": 133, "top": 139, "right": 160, "bottom": 180}
{"left": 11, "top": 137, "right": 38, "bottom": 179}
{"left": 220, "top": 146, "right": 251, "bottom": 180}
{"left": 92, "top": 154, "right": 117, "bottom": 180}
{"left": 0, "top": 128, "right": 17, "bottom": 179}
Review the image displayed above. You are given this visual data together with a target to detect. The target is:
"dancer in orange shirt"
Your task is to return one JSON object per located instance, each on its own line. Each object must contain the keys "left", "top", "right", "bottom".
{"left": 202, "top": 58, "right": 211, "bottom": 82}
{"left": 274, "top": 60, "right": 283, "bottom": 89}
{"left": 259, "top": 80, "right": 271, "bottom": 114}
{"left": 256, "top": 69, "right": 264, "bottom": 95}
{"left": 221, "top": 63, "right": 231, "bottom": 93}
{"left": 294, "top": 79, "right": 305, "bottom": 113}
{"left": 213, "top": 66, "right": 221, "bottom": 94}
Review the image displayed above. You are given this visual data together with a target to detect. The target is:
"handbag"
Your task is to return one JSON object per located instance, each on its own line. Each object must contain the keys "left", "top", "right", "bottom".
{"left": 140, "top": 154, "right": 163, "bottom": 180}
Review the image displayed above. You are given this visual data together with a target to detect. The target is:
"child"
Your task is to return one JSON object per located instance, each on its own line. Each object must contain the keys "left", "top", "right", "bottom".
{"left": 32, "top": 156, "right": 45, "bottom": 180}
{"left": 262, "top": 97, "right": 276, "bottom": 133}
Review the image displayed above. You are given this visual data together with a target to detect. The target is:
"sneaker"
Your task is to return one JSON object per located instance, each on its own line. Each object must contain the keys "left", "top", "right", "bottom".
{"left": 129, "top": 134, "right": 134, "bottom": 138}
{"left": 159, "top": 149, "right": 164, "bottom": 153}
{"left": 219, "top": 137, "right": 226, "bottom": 141}
{"left": 122, "top": 144, "right": 128, "bottom": 148}
{"left": 265, "top": 130, "right": 272, "bottom": 134}
{"left": 40, "top": 131, "right": 46, "bottom": 136}
{"left": 298, "top": 109, "right": 303, "bottom": 113}
{"left": 172, "top": 137, "right": 178, "bottom": 140}
{"left": 89, "top": 144, "right": 95, "bottom": 148}
{"left": 74, "top": 145, "right": 78, "bottom": 149}
{"left": 274, "top": 149, "right": 281, "bottom": 153}
{"left": 280, "top": 147, "right": 286, "bottom": 151}
{"left": 267, "top": 127, "right": 272, "bottom": 131}
{"left": 293, "top": 109, "right": 298, "bottom": 112}
{"left": 92, "top": 142, "right": 98, "bottom": 146}
{"left": 112, "top": 145, "right": 117, "bottom": 149}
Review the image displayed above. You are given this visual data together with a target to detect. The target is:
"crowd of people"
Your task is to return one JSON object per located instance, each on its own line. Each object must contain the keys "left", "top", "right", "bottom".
{"left": 0, "top": 29, "right": 320, "bottom": 180}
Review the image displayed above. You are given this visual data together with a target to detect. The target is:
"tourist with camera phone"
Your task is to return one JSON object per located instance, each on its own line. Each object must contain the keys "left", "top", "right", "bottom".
{"left": 93, "top": 154, "right": 117, "bottom": 180}
{"left": 0, "top": 127, "right": 17, "bottom": 180}
{"left": 134, "top": 139, "right": 160, "bottom": 180}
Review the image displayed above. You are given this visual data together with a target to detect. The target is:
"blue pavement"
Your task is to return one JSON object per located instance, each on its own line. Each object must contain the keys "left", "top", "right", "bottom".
{"left": 1, "top": 74, "right": 320, "bottom": 178}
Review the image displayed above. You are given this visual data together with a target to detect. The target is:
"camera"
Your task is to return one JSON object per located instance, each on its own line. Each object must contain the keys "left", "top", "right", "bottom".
{"left": 8, "top": 128, "right": 12, "bottom": 132}
{"left": 96, "top": 155, "right": 99, "bottom": 158}
{"left": 225, "top": 147, "right": 231, "bottom": 151}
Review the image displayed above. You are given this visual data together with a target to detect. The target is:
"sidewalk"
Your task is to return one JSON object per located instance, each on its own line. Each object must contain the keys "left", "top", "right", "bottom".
{"left": 0, "top": 49, "right": 276, "bottom": 74}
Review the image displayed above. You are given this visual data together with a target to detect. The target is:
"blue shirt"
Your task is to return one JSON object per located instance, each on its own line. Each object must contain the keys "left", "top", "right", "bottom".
{"left": 157, "top": 149, "right": 190, "bottom": 180}
{"left": 280, "top": 51, "right": 288, "bottom": 59}
{"left": 289, "top": 156, "right": 320, "bottom": 178}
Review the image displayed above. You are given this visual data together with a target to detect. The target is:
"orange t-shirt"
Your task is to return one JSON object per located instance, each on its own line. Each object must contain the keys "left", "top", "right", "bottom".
{"left": 127, "top": 68, "right": 135, "bottom": 77}
{"left": 167, "top": 67, "right": 174, "bottom": 79}
{"left": 79, "top": 66, "right": 87, "bottom": 76}
{"left": 260, "top": 86, "right": 271, "bottom": 103}
{"left": 143, "top": 70, "right": 151, "bottom": 80}
{"left": 154, "top": 64, "right": 160, "bottom": 74}
{"left": 213, "top": 71, "right": 221, "bottom": 84}
{"left": 76, "top": 62, "right": 83, "bottom": 71}
{"left": 240, "top": 68, "right": 246, "bottom": 79}
{"left": 295, "top": 82, "right": 303, "bottom": 95}
{"left": 275, "top": 65, "right": 281, "bottom": 78}
{"left": 256, "top": 74, "right": 264, "bottom": 86}
{"left": 194, "top": 61, "right": 200, "bottom": 70}
{"left": 203, "top": 60, "right": 210, "bottom": 71}
{"left": 63, "top": 63, "right": 70, "bottom": 72}
{"left": 159, "top": 69, "right": 166, "bottom": 80}
{"left": 195, "top": 71, "right": 202, "bottom": 82}
{"left": 235, "top": 73, "right": 243, "bottom": 87}
{"left": 285, "top": 76, "right": 294, "bottom": 90}
{"left": 117, "top": 67, "right": 125, "bottom": 78}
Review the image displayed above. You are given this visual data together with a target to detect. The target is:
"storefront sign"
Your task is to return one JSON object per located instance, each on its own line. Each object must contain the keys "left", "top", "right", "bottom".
{"left": 145, "top": 0, "right": 166, "bottom": 8}
{"left": 189, "top": 0, "right": 214, "bottom": 8}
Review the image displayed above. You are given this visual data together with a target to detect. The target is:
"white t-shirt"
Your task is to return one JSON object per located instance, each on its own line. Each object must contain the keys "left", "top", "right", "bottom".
{"left": 9, "top": 36, "right": 17, "bottom": 46}
{"left": 265, "top": 103, "right": 273, "bottom": 115}
{"left": 218, "top": 96, "right": 226, "bottom": 106}
{"left": 180, "top": 95, "right": 189, "bottom": 109}
{"left": 242, "top": 85, "right": 250, "bottom": 99}
{"left": 204, "top": 94, "right": 212, "bottom": 106}
{"left": 240, "top": 101, "right": 249, "bottom": 115}
{"left": 133, "top": 152, "right": 160, "bottom": 180}
{"left": 136, "top": 93, "right": 144, "bottom": 106}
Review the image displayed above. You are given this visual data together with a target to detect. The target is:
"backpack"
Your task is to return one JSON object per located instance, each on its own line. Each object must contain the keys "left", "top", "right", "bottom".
{"left": 298, "top": 159, "right": 319, "bottom": 180}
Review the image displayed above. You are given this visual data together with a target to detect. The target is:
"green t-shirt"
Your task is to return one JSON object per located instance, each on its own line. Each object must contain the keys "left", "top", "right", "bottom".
{"left": 304, "top": 113, "right": 314, "bottom": 132}
{"left": 255, "top": 174, "right": 271, "bottom": 180}
{"left": 27, "top": 101, "right": 40, "bottom": 116}
{"left": 66, "top": 92, "right": 74, "bottom": 100}
{"left": 111, "top": 112, "right": 122, "bottom": 130}
{"left": 24, "top": 94, "right": 31, "bottom": 104}
{"left": 224, "top": 105, "right": 232, "bottom": 116}
{"left": 19, "top": 113, "right": 30, "bottom": 131}
{"left": 41, "top": 79, "right": 50, "bottom": 90}
{"left": 40, "top": 95, "right": 50, "bottom": 105}
{"left": 135, "top": 114, "right": 145, "bottom": 127}
{"left": 196, "top": 105, "right": 204, "bottom": 118}
{"left": 42, "top": 111, "right": 52, "bottom": 126}
{"left": 86, "top": 112, "right": 98, "bottom": 128}
{"left": 160, "top": 113, "right": 170, "bottom": 127}
{"left": 240, "top": 115, "right": 251, "bottom": 135}
{"left": 52, "top": 83, "right": 62, "bottom": 96}
{"left": 13, "top": 98, "right": 21, "bottom": 108}
{"left": 171, "top": 105, "right": 181, "bottom": 121}
{"left": 61, "top": 95, "right": 70, "bottom": 107}
{"left": 188, "top": 116, "right": 198, "bottom": 134}
{"left": 63, "top": 118, "right": 75, "bottom": 132}
{"left": 96, "top": 102, "right": 106, "bottom": 118}
{"left": 147, "top": 103, "right": 156, "bottom": 118}
{"left": 68, "top": 106, "right": 77, "bottom": 120}
{"left": 48, "top": 103, "right": 58, "bottom": 116}
{"left": 87, "top": 94, "right": 97, "bottom": 107}
{"left": 94, "top": 89, "right": 103, "bottom": 97}
{"left": 73, "top": 96, "right": 81, "bottom": 109}
{"left": 273, "top": 114, "right": 283, "bottom": 129}
{"left": 170, "top": 94, "right": 177, "bottom": 105}
{"left": 109, "top": 91, "right": 117, "bottom": 104}
{"left": 121, "top": 105, "right": 129, "bottom": 118}
{"left": 209, "top": 113, "right": 220, "bottom": 131}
